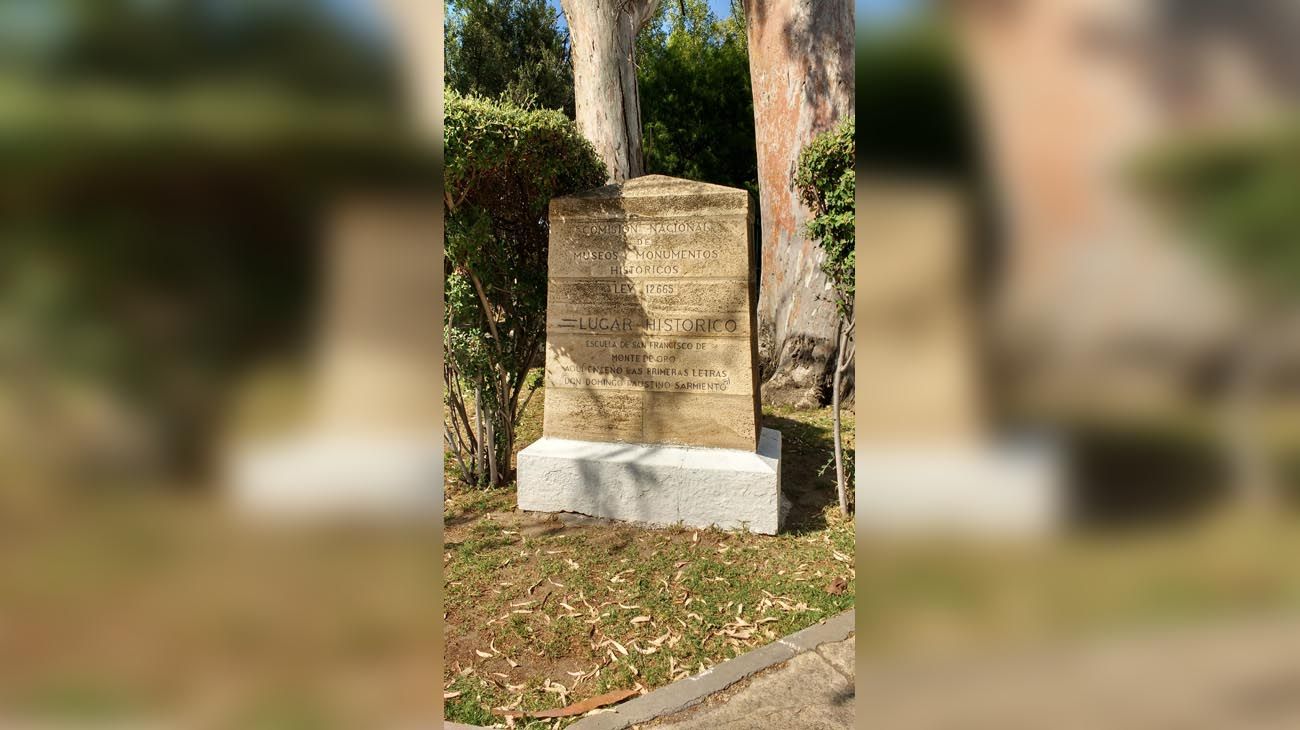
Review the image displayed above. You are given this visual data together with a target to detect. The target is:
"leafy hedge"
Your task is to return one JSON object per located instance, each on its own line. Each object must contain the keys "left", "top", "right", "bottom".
{"left": 443, "top": 91, "right": 605, "bottom": 486}
{"left": 795, "top": 117, "right": 855, "bottom": 315}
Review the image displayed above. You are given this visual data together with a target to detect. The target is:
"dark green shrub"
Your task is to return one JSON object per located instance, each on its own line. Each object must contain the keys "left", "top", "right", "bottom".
{"left": 444, "top": 91, "right": 606, "bottom": 487}
{"left": 795, "top": 117, "right": 855, "bottom": 317}
{"left": 794, "top": 117, "right": 855, "bottom": 514}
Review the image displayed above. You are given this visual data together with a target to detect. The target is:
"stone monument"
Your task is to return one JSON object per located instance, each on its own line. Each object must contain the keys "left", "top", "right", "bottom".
{"left": 229, "top": 195, "right": 443, "bottom": 517}
{"left": 854, "top": 182, "right": 1063, "bottom": 536}
{"left": 517, "top": 175, "right": 783, "bottom": 534}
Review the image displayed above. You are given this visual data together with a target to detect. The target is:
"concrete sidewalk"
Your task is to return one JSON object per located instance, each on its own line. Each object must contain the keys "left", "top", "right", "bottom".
{"left": 633, "top": 633, "right": 854, "bottom": 729}
{"left": 571, "top": 610, "right": 855, "bottom": 730}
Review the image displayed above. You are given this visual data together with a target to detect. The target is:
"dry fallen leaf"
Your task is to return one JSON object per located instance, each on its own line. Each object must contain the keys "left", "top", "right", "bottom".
{"left": 495, "top": 688, "right": 640, "bottom": 719}
{"left": 443, "top": 691, "right": 462, "bottom": 700}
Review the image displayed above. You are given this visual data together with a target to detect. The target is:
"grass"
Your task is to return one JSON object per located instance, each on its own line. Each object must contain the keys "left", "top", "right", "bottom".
{"left": 446, "top": 383, "right": 1300, "bottom": 727}
{"left": 442, "top": 385, "right": 857, "bottom": 728}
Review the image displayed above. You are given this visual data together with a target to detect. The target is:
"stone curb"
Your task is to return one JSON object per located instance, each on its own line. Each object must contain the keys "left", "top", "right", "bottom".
{"left": 568, "top": 609, "right": 856, "bottom": 730}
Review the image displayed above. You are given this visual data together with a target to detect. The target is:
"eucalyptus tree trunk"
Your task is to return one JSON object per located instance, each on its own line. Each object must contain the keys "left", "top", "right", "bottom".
{"left": 743, "top": 0, "right": 854, "bottom": 407}
{"left": 559, "top": 0, "right": 659, "bottom": 182}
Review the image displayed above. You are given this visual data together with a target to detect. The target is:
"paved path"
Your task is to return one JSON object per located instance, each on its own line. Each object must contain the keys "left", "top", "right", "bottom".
{"left": 572, "top": 611, "right": 855, "bottom": 730}
{"left": 635, "top": 635, "right": 854, "bottom": 729}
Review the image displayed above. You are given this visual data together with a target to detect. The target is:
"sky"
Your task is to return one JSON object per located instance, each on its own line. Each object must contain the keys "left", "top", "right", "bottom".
{"left": 322, "top": 0, "right": 919, "bottom": 39}
{"left": 541, "top": 0, "right": 918, "bottom": 27}
{"left": 859, "top": 0, "right": 916, "bottom": 21}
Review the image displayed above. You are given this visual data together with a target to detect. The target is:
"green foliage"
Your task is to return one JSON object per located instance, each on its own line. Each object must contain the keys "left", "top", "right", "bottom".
{"left": 795, "top": 117, "right": 855, "bottom": 316}
{"left": 637, "top": 0, "right": 756, "bottom": 191}
{"left": 444, "top": 91, "right": 605, "bottom": 487}
{"left": 1137, "top": 121, "right": 1300, "bottom": 300}
{"left": 446, "top": 0, "right": 574, "bottom": 116}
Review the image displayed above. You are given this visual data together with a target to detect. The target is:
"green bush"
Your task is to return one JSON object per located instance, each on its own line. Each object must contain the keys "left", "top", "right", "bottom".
{"left": 444, "top": 91, "right": 606, "bottom": 487}
{"left": 795, "top": 117, "right": 856, "bottom": 514}
{"left": 794, "top": 117, "right": 855, "bottom": 316}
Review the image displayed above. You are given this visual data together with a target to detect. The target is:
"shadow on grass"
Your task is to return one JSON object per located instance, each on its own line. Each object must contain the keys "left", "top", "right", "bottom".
{"left": 1068, "top": 421, "right": 1229, "bottom": 529}
{"left": 763, "top": 414, "right": 843, "bottom": 533}
{"left": 443, "top": 484, "right": 517, "bottom": 530}
{"left": 443, "top": 510, "right": 481, "bottom": 530}
{"left": 1071, "top": 422, "right": 1300, "bottom": 529}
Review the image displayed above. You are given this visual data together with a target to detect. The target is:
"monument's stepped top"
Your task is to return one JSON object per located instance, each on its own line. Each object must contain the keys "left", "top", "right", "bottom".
{"left": 560, "top": 174, "right": 747, "bottom": 199}
{"left": 550, "top": 175, "right": 751, "bottom": 219}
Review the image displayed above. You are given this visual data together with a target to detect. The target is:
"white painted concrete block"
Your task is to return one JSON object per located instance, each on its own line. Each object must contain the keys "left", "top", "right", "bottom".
{"left": 228, "top": 432, "right": 442, "bottom": 520}
{"left": 856, "top": 438, "right": 1065, "bottom": 537}
{"left": 517, "top": 428, "right": 783, "bottom": 535}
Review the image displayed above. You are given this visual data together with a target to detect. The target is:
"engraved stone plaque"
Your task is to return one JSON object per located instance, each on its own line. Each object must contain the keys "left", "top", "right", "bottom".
{"left": 541, "top": 175, "right": 760, "bottom": 450}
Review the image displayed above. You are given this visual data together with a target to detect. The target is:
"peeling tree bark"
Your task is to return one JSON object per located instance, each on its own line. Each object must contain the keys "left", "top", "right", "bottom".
{"left": 560, "top": 0, "right": 660, "bottom": 182}
{"left": 743, "top": 0, "right": 854, "bottom": 407}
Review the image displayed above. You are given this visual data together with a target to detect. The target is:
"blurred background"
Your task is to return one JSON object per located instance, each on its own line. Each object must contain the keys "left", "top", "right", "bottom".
{"left": 0, "top": 1, "right": 441, "bottom": 727}
{"left": 3, "top": 0, "right": 1300, "bottom": 726}
{"left": 857, "top": 0, "right": 1300, "bottom": 519}
{"left": 855, "top": 0, "right": 1300, "bottom": 726}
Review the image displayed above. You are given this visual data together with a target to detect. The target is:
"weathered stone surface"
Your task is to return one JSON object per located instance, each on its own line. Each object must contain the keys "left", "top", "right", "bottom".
{"left": 855, "top": 183, "right": 982, "bottom": 444}
{"left": 541, "top": 388, "right": 758, "bottom": 450}
{"left": 516, "top": 428, "right": 783, "bottom": 534}
{"left": 542, "top": 175, "right": 760, "bottom": 451}
{"left": 853, "top": 184, "right": 1065, "bottom": 536}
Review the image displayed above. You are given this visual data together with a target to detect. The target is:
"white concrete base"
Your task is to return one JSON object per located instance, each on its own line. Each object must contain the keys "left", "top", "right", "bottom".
{"left": 856, "top": 437, "right": 1065, "bottom": 537}
{"left": 517, "top": 428, "right": 783, "bottom": 535}
{"left": 227, "top": 432, "right": 442, "bottom": 520}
